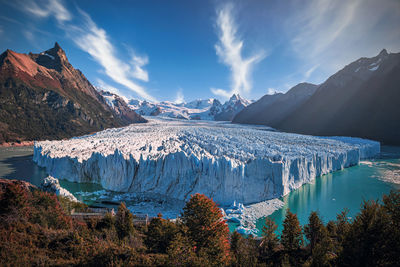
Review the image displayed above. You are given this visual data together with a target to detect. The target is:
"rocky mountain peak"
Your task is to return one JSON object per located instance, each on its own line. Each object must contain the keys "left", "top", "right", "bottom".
{"left": 379, "top": 48, "right": 388, "bottom": 57}
{"left": 29, "top": 42, "right": 70, "bottom": 72}
{"left": 229, "top": 93, "right": 240, "bottom": 102}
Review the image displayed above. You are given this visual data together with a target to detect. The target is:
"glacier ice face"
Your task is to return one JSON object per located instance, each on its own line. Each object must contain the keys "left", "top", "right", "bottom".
{"left": 33, "top": 117, "right": 380, "bottom": 206}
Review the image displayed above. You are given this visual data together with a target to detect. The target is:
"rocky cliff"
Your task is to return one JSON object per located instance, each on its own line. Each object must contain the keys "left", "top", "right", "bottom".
{"left": 0, "top": 43, "right": 146, "bottom": 143}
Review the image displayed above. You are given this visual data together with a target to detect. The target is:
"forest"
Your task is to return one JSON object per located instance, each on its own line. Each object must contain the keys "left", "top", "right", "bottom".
{"left": 0, "top": 179, "right": 399, "bottom": 266}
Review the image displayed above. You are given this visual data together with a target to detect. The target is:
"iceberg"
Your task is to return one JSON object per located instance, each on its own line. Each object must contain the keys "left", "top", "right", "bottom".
{"left": 40, "top": 176, "right": 78, "bottom": 202}
{"left": 33, "top": 117, "right": 380, "bottom": 206}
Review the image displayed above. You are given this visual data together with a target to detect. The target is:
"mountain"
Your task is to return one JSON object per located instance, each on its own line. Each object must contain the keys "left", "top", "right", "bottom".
{"left": 126, "top": 93, "right": 251, "bottom": 121}
{"left": 235, "top": 49, "right": 400, "bottom": 145}
{"left": 277, "top": 49, "right": 400, "bottom": 145}
{"left": 98, "top": 90, "right": 144, "bottom": 124}
{"left": 0, "top": 43, "right": 145, "bottom": 144}
{"left": 214, "top": 94, "right": 252, "bottom": 121}
{"left": 233, "top": 83, "right": 318, "bottom": 125}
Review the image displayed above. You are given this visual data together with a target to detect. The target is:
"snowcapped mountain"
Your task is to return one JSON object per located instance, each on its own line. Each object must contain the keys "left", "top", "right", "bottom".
{"left": 120, "top": 93, "right": 251, "bottom": 121}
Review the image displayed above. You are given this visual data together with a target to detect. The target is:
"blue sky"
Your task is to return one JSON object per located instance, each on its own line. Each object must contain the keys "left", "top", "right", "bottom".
{"left": 1, "top": 0, "right": 399, "bottom": 102}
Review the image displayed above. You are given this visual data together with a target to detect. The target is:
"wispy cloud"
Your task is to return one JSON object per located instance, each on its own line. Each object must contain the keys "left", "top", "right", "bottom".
{"left": 210, "top": 87, "right": 232, "bottom": 99}
{"left": 266, "top": 88, "right": 279, "bottom": 95}
{"left": 96, "top": 79, "right": 121, "bottom": 95}
{"left": 287, "top": 0, "right": 400, "bottom": 77}
{"left": 67, "top": 9, "right": 156, "bottom": 101}
{"left": 304, "top": 65, "right": 319, "bottom": 80}
{"left": 19, "top": 0, "right": 156, "bottom": 101}
{"left": 23, "top": 0, "right": 71, "bottom": 24}
{"left": 211, "top": 3, "right": 265, "bottom": 99}
{"left": 130, "top": 54, "right": 149, "bottom": 82}
{"left": 174, "top": 88, "right": 185, "bottom": 104}
{"left": 22, "top": 30, "right": 35, "bottom": 41}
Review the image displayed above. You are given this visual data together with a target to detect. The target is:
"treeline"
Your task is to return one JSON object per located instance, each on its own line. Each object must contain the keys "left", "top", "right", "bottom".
{"left": 0, "top": 179, "right": 399, "bottom": 266}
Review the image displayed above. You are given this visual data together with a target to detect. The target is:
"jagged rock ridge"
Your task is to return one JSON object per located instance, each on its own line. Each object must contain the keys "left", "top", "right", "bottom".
{"left": 0, "top": 43, "right": 146, "bottom": 143}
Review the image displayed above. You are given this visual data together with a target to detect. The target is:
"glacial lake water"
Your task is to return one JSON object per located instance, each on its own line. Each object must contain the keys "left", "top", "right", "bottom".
{"left": 1, "top": 145, "right": 399, "bottom": 235}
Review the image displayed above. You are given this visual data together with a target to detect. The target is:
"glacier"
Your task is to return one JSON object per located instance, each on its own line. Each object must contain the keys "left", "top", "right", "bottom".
{"left": 33, "top": 117, "right": 380, "bottom": 206}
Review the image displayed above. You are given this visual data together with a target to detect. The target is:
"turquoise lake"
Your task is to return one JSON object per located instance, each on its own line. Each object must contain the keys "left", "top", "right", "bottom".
{"left": 1, "top": 145, "right": 399, "bottom": 235}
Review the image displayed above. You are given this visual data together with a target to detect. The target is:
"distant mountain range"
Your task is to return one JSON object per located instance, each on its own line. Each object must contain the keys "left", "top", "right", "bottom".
{"left": 0, "top": 43, "right": 145, "bottom": 144}
{"left": 233, "top": 49, "right": 400, "bottom": 145}
{"left": 100, "top": 91, "right": 252, "bottom": 121}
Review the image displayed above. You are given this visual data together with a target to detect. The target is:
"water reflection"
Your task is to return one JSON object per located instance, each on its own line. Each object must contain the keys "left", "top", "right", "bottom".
{"left": 258, "top": 146, "right": 400, "bottom": 235}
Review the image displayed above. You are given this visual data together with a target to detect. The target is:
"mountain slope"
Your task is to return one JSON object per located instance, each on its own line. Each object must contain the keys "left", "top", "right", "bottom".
{"left": 277, "top": 49, "right": 400, "bottom": 145}
{"left": 233, "top": 83, "right": 318, "bottom": 125}
{"left": 0, "top": 43, "right": 145, "bottom": 144}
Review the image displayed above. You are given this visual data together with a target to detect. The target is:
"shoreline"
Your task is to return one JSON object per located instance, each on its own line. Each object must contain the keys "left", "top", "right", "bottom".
{"left": 0, "top": 141, "right": 34, "bottom": 147}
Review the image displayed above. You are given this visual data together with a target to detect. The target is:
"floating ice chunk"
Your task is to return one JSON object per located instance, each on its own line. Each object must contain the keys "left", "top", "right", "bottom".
{"left": 41, "top": 176, "right": 78, "bottom": 202}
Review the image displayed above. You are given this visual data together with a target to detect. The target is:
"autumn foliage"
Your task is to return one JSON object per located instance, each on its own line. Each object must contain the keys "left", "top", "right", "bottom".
{"left": 0, "top": 179, "right": 399, "bottom": 266}
{"left": 181, "top": 193, "right": 231, "bottom": 266}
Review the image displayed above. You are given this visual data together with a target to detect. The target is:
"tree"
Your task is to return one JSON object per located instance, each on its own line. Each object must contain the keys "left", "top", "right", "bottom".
{"left": 304, "top": 211, "right": 325, "bottom": 252}
{"left": 167, "top": 232, "right": 197, "bottom": 266}
{"left": 115, "top": 202, "right": 135, "bottom": 241}
{"left": 181, "top": 193, "right": 230, "bottom": 266}
{"left": 145, "top": 213, "right": 179, "bottom": 253}
{"left": 303, "top": 212, "right": 335, "bottom": 266}
{"left": 281, "top": 209, "right": 303, "bottom": 252}
{"left": 335, "top": 208, "right": 350, "bottom": 245}
{"left": 96, "top": 212, "right": 115, "bottom": 231}
{"left": 230, "top": 230, "right": 242, "bottom": 256}
{"left": 338, "top": 200, "right": 390, "bottom": 266}
{"left": 259, "top": 217, "right": 279, "bottom": 263}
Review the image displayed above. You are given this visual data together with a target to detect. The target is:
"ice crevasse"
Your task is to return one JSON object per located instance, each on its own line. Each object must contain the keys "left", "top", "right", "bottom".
{"left": 33, "top": 118, "right": 380, "bottom": 206}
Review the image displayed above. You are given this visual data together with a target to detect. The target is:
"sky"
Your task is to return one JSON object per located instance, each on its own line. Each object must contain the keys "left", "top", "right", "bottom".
{"left": 1, "top": 0, "right": 399, "bottom": 102}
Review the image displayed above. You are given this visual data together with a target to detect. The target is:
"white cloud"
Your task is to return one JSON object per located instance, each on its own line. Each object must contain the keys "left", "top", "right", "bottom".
{"left": 174, "top": 88, "right": 185, "bottom": 104}
{"left": 210, "top": 87, "right": 232, "bottom": 99}
{"left": 23, "top": 0, "right": 71, "bottom": 24}
{"left": 287, "top": 0, "right": 400, "bottom": 77}
{"left": 130, "top": 54, "right": 149, "bottom": 82}
{"left": 96, "top": 79, "right": 129, "bottom": 103}
{"left": 67, "top": 9, "right": 156, "bottom": 101}
{"left": 304, "top": 65, "right": 319, "bottom": 80}
{"left": 211, "top": 3, "right": 265, "bottom": 99}
{"left": 266, "top": 88, "right": 279, "bottom": 95}
{"left": 21, "top": 0, "right": 156, "bottom": 101}
{"left": 96, "top": 79, "right": 121, "bottom": 95}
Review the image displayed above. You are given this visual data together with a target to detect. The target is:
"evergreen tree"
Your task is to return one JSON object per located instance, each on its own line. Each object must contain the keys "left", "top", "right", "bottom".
{"left": 281, "top": 209, "right": 303, "bottom": 251}
{"left": 304, "top": 211, "right": 325, "bottom": 252}
{"left": 233, "top": 235, "right": 259, "bottom": 267}
{"left": 115, "top": 202, "right": 135, "bottom": 241}
{"left": 338, "top": 200, "right": 390, "bottom": 266}
{"left": 281, "top": 209, "right": 304, "bottom": 266}
{"left": 382, "top": 190, "right": 400, "bottom": 264}
{"left": 181, "top": 193, "right": 230, "bottom": 266}
{"left": 335, "top": 208, "right": 350, "bottom": 245}
{"left": 259, "top": 217, "right": 279, "bottom": 263}
{"left": 145, "top": 213, "right": 179, "bottom": 253}
{"left": 230, "top": 230, "right": 242, "bottom": 262}
{"left": 167, "top": 233, "right": 197, "bottom": 266}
